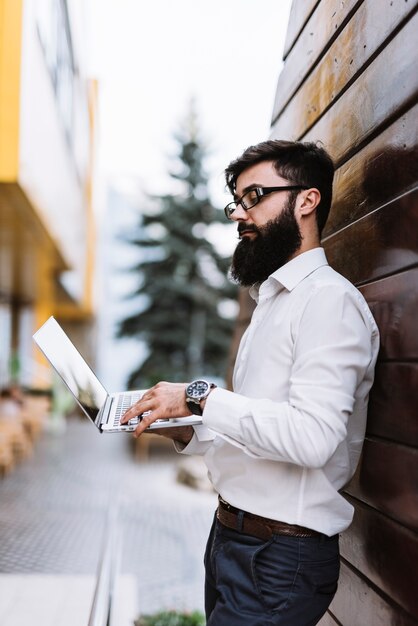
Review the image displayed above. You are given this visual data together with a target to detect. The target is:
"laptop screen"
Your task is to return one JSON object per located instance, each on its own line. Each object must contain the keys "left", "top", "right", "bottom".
{"left": 33, "top": 317, "right": 108, "bottom": 423}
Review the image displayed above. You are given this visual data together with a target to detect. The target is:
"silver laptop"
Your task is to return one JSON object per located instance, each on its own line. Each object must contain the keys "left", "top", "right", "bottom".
{"left": 33, "top": 316, "right": 203, "bottom": 433}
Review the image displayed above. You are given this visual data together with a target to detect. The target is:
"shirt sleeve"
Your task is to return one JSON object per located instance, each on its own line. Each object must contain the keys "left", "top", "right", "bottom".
{"left": 202, "top": 284, "right": 375, "bottom": 468}
{"left": 173, "top": 424, "right": 216, "bottom": 455}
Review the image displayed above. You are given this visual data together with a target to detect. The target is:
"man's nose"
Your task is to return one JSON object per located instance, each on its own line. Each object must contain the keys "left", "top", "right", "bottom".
{"left": 230, "top": 205, "right": 250, "bottom": 221}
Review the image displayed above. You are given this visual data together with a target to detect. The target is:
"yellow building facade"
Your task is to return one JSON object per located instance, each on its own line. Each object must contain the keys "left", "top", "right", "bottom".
{"left": 0, "top": 0, "right": 96, "bottom": 388}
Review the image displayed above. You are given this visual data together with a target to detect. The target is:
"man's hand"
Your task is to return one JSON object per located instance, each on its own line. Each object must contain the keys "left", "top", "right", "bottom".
{"left": 147, "top": 426, "right": 194, "bottom": 445}
{"left": 120, "top": 381, "right": 192, "bottom": 438}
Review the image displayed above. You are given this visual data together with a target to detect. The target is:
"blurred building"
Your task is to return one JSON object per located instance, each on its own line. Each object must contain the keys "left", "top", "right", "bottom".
{"left": 0, "top": 0, "right": 97, "bottom": 388}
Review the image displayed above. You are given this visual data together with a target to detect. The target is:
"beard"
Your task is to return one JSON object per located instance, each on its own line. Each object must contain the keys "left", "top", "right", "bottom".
{"left": 230, "top": 195, "right": 302, "bottom": 287}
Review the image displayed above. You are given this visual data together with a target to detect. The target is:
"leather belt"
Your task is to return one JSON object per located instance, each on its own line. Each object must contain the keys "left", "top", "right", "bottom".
{"left": 217, "top": 496, "right": 320, "bottom": 540}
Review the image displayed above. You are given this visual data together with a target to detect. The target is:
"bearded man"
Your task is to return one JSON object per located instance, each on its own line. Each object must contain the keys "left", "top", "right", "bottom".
{"left": 121, "top": 140, "right": 379, "bottom": 626}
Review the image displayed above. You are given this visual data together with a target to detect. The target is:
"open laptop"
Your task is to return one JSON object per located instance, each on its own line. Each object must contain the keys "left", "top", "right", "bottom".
{"left": 33, "top": 316, "right": 203, "bottom": 433}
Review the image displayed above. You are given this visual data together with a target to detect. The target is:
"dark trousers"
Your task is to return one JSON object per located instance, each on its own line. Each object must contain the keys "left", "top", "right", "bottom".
{"left": 204, "top": 513, "right": 339, "bottom": 626}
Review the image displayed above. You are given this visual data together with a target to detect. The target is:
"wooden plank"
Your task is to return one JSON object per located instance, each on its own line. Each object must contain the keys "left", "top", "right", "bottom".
{"left": 283, "top": 0, "right": 320, "bottom": 58}
{"left": 271, "top": 8, "right": 418, "bottom": 167}
{"left": 273, "top": 0, "right": 361, "bottom": 122}
{"left": 323, "top": 187, "right": 418, "bottom": 285}
{"left": 367, "top": 362, "right": 418, "bottom": 447}
{"left": 317, "top": 612, "right": 340, "bottom": 626}
{"left": 272, "top": 0, "right": 418, "bottom": 131}
{"left": 340, "top": 497, "right": 418, "bottom": 618}
{"left": 323, "top": 103, "right": 418, "bottom": 238}
{"left": 328, "top": 561, "right": 418, "bottom": 626}
{"left": 346, "top": 438, "right": 418, "bottom": 532}
{"left": 359, "top": 268, "right": 418, "bottom": 361}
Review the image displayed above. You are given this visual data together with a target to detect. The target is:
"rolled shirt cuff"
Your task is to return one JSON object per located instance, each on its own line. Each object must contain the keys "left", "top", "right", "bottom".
{"left": 202, "top": 387, "right": 250, "bottom": 439}
{"left": 173, "top": 423, "right": 215, "bottom": 455}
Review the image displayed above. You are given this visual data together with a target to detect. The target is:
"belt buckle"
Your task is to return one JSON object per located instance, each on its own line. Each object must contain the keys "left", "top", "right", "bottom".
{"left": 219, "top": 495, "right": 231, "bottom": 510}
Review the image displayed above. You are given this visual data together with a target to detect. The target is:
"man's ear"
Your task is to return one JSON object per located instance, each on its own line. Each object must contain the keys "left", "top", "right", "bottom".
{"left": 298, "top": 188, "right": 321, "bottom": 217}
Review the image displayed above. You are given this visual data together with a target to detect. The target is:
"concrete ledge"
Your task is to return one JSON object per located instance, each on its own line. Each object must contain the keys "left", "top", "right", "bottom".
{"left": 0, "top": 574, "right": 137, "bottom": 626}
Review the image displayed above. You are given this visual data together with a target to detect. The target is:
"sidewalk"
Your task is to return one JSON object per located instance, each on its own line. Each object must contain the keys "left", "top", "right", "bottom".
{"left": 0, "top": 418, "right": 217, "bottom": 625}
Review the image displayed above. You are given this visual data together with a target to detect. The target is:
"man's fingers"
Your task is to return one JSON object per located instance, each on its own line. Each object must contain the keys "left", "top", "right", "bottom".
{"left": 133, "top": 410, "right": 162, "bottom": 437}
{"left": 121, "top": 399, "right": 152, "bottom": 423}
{"left": 120, "top": 407, "right": 140, "bottom": 423}
{"left": 121, "top": 381, "right": 189, "bottom": 428}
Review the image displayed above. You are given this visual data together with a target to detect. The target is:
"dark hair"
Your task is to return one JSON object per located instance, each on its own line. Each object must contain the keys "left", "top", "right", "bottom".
{"left": 225, "top": 140, "right": 334, "bottom": 235}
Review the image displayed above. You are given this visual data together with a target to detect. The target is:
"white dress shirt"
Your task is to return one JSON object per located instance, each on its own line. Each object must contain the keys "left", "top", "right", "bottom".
{"left": 180, "top": 248, "right": 379, "bottom": 536}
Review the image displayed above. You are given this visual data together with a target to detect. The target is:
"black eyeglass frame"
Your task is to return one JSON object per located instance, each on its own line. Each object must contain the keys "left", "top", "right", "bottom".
{"left": 224, "top": 185, "right": 309, "bottom": 220}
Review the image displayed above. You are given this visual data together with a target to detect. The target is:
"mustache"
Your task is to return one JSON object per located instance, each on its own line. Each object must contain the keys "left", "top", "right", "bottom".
{"left": 237, "top": 224, "right": 260, "bottom": 237}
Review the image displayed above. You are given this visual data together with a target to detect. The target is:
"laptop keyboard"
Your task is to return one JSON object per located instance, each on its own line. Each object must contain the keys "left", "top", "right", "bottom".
{"left": 113, "top": 392, "right": 143, "bottom": 427}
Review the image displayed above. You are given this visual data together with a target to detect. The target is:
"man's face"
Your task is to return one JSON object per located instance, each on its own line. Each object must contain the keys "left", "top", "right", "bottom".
{"left": 229, "top": 161, "right": 303, "bottom": 286}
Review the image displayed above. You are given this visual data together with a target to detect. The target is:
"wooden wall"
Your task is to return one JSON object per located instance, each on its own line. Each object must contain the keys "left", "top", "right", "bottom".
{"left": 268, "top": 0, "right": 418, "bottom": 623}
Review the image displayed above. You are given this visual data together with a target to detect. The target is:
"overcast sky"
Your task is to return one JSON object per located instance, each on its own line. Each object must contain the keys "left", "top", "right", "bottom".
{"left": 88, "top": 0, "right": 293, "bottom": 210}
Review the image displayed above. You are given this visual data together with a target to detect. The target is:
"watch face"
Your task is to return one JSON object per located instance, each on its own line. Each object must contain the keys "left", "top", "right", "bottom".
{"left": 187, "top": 379, "right": 210, "bottom": 399}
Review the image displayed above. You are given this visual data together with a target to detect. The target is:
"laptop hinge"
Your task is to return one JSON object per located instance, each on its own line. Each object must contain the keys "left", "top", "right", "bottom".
{"left": 96, "top": 396, "right": 113, "bottom": 431}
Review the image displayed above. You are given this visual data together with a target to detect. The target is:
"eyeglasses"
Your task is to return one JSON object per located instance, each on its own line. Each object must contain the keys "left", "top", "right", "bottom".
{"left": 224, "top": 185, "right": 308, "bottom": 220}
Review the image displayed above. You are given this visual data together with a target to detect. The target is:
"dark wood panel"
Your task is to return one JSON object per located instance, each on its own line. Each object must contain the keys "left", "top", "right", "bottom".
{"left": 271, "top": 8, "right": 418, "bottom": 167}
{"left": 283, "top": 0, "right": 320, "bottom": 58}
{"left": 359, "top": 268, "right": 418, "bottom": 361}
{"left": 346, "top": 438, "right": 418, "bottom": 531}
{"left": 323, "top": 187, "right": 418, "bottom": 285}
{"left": 324, "top": 103, "right": 418, "bottom": 238}
{"left": 340, "top": 497, "right": 418, "bottom": 618}
{"left": 272, "top": 0, "right": 361, "bottom": 122}
{"left": 329, "top": 561, "right": 418, "bottom": 626}
{"left": 273, "top": 0, "right": 417, "bottom": 128}
{"left": 367, "top": 362, "right": 418, "bottom": 447}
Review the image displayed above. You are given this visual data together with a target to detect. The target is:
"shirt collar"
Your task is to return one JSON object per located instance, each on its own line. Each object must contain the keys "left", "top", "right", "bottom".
{"left": 249, "top": 247, "right": 329, "bottom": 302}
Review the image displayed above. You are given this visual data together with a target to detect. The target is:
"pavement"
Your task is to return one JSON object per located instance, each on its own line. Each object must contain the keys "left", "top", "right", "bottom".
{"left": 0, "top": 418, "right": 217, "bottom": 625}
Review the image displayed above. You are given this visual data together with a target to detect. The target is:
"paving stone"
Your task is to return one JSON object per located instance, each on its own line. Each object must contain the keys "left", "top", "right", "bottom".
{"left": 0, "top": 419, "right": 216, "bottom": 617}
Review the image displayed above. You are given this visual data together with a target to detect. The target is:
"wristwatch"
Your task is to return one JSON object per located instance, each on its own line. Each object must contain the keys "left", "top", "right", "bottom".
{"left": 185, "top": 379, "right": 216, "bottom": 416}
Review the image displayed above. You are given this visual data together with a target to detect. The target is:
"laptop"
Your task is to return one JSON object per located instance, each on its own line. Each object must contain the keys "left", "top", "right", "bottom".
{"left": 33, "top": 316, "right": 203, "bottom": 433}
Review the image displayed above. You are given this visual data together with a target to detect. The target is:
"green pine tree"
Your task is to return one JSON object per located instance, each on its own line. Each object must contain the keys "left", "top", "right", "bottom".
{"left": 117, "top": 109, "right": 237, "bottom": 389}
